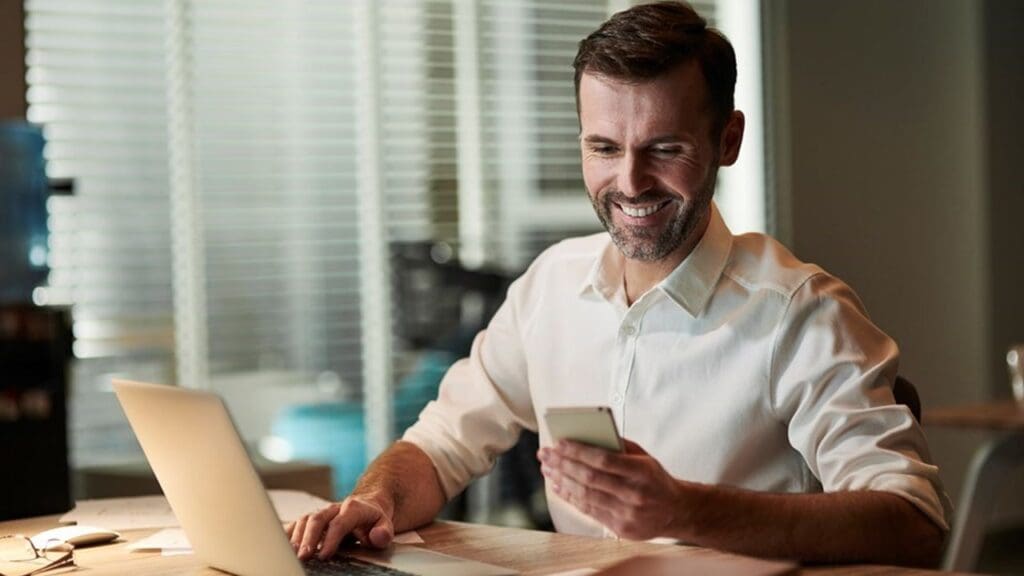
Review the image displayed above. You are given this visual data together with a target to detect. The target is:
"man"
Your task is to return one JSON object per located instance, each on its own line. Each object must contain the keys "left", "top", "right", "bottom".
{"left": 289, "top": 1, "right": 949, "bottom": 566}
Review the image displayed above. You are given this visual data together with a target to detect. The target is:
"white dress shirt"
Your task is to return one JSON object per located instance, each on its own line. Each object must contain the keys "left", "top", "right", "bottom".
{"left": 403, "top": 204, "right": 950, "bottom": 538}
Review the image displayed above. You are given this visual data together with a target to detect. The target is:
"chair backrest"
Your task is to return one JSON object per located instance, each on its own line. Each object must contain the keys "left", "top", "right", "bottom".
{"left": 893, "top": 375, "right": 922, "bottom": 423}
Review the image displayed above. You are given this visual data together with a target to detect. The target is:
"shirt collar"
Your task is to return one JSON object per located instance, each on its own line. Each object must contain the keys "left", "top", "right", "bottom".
{"left": 659, "top": 203, "right": 733, "bottom": 316}
{"left": 578, "top": 202, "right": 734, "bottom": 317}
{"left": 578, "top": 238, "right": 624, "bottom": 302}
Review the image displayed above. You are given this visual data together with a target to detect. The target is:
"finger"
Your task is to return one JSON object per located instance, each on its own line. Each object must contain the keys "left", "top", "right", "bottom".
{"left": 556, "top": 456, "right": 650, "bottom": 506}
{"left": 290, "top": 515, "right": 308, "bottom": 551}
{"left": 318, "top": 509, "right": 360, "bottom": 559}
{"left": 542, "top": 458, "right": 624, "bottom": 501}
{"left": 556, "top": 484, "right": 620, "bottom": 534}
{"left": 300, "top": 505, "right": 338, "bottom": 559}
{"left": 569, "top": 494, "right": 619, "bottom": 532}
{"left": 317, "top": 500, "right": 377, "bottom": 560}
{"left": 621, "top": 439, "right": 649, "bottom": 455}
{"left": 551, "top": 471, "right": 622, "bottom": 517}
{"left": 366, "top": 515, "right": 394, "bottom": 548}
{"left": 553, "top": 441, "right": 635, "bottom": 477}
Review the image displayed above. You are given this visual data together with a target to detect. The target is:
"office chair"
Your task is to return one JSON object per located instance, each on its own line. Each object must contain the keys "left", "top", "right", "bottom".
{"left": 892, "top": 375, "right": 922, "bottom": 423}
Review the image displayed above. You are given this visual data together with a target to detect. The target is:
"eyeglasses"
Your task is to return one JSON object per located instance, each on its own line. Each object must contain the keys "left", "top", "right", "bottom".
{"left": 0, "top": 534, "right": 75, "bottom": 575}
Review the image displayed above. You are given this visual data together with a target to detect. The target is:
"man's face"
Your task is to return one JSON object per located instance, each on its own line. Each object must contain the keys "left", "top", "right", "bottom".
{"left": 579, "top": 61, "right": 722, "bottom": 263}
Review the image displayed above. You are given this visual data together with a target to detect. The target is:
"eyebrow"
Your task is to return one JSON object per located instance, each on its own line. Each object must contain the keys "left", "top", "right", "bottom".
{"left": 581, "top": 134, "right": 687, "bottom": 147}
{"left": 581, "top": 135, "right": 617, "bottom": 146}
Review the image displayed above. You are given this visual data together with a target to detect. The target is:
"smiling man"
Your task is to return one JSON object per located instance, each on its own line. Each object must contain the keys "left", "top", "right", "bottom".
{"left": 579, "top": 58, "right": 731, "bottom": 300}
{"left": 289, "top": 1, "right": 949, "bottom": 567}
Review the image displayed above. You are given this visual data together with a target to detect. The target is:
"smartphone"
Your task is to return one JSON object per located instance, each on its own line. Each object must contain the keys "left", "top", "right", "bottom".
{"left": 543, "top": 405, "right": 623, "bottom": 452}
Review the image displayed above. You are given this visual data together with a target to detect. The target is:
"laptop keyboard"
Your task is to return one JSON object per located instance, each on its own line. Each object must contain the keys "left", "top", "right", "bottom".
{"left": 304, "top": 556, "right": 418, "bottom": 576}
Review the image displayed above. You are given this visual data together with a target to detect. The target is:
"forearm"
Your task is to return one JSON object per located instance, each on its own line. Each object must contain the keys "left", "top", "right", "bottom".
{"left": 351, "top": 440, "right": 447, "bottom": 532}
{"left": 673, "top": 482, "right": 944, "bottom": 567}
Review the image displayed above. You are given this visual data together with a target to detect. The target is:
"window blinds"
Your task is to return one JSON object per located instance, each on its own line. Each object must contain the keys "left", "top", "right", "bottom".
{"left": 24, "top": 0, "right": 759, "bottom": 471}
{"left": 25, "top": 0, "right": 174, "bottom": 465}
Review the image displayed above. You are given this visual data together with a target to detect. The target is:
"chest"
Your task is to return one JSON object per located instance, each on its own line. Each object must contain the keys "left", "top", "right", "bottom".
{"left": 524, "top": 290, "right": 785, "bottom": 476}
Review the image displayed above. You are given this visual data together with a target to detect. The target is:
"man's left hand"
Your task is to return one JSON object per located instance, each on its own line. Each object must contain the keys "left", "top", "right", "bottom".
{"left": 538, "top": 439, "right": 685, "bottom": 540}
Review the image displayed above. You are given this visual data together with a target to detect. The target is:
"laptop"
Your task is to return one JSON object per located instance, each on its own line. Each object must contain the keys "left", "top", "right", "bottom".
{"left": 112, "top": 379, "right": 517, "bottom": 576}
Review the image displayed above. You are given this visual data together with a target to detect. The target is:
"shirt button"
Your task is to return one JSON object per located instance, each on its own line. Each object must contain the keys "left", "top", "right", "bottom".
{"left": 611, "top": 392, "right": 624, "bottom": 405}
{"left": 621, "top": 325, "right": 636, "bottom": 336}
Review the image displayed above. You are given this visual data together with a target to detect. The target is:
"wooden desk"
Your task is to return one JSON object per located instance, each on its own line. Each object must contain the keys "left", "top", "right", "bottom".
{"left": 0, "top": 514, "right": 962, "bottom": 575}
{"left": 924, "top": 401, "right": 1024, "bottom": 572}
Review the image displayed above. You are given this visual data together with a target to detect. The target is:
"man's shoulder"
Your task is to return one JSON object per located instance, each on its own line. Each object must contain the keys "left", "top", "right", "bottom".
{"left": 509, "top": 232, "right": 609, "bottom": 298}
{"left": 724, "top": 232, "right": 827, "bottom": 300}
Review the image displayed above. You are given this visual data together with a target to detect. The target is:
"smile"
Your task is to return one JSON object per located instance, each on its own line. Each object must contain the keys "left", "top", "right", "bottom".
{"left": 617, "top": 200, "right": 671, "bottom": 218}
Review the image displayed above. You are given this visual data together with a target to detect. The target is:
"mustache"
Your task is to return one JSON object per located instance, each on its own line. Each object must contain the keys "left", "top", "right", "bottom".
{"left": 601, "top": 190, "right": 677, "bottom": 206}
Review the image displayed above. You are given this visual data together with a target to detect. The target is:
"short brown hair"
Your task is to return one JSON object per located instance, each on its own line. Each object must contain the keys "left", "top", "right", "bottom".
{"left": 573, "top": 1, "right": 737, "bottom": 138}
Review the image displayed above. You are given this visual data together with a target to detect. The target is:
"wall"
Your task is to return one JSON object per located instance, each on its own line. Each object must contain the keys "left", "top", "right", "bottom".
{"left": 770, "top": 0, "right": 1024, "bottom": 524}
{"left": 0, "top": 0, "right": 27, "bottom": 120}
{"left": 984, "top": 0, "right": 1024, "bottom": 403}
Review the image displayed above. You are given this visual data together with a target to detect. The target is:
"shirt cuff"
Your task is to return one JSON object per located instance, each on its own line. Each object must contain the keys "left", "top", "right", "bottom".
{"left": 401, "top": 410, "right": 483, "bottom": 500}
{"left": 866, "top": 472, "right": 952, "bottom": 533}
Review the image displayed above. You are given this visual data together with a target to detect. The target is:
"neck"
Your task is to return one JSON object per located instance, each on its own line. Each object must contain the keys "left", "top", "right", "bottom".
{"left": 623, "top": 209, "right": 711, "bottom": 305}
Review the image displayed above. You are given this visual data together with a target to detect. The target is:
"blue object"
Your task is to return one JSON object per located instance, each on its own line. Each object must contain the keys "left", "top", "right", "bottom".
{"left": 394, "top": 350, "right": 456, "bottom": 435}
{"left": 271, "top": 351, "right": 456, "bottom": 499}
{"left": 272, "top": 402, "right": 367, "bottom": 499}
{"left": 0, "top": 122, "right": 50, "bottom": 304}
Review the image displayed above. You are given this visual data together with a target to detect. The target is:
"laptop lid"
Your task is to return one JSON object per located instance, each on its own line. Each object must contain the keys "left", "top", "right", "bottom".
{"left": 114, "top": 379, "right": 304, "bottom": 576}
{"left": 113, "top": 379, "right": 518, "bottom": 576}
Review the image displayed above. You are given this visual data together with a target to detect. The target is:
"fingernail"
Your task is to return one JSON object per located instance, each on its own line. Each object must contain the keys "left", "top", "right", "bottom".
{"left": 300, "top": 545, "right": 309, "bottom": 557}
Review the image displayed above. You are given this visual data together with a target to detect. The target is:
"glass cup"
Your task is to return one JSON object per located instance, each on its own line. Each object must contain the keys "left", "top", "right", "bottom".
{"left": 1006, "top": 344, "right": 1024, "bottom": 402}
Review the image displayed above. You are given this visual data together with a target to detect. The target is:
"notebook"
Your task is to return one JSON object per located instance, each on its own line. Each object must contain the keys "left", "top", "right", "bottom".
{"left": 112, "top": 379, "right": 516, "bottom": 576}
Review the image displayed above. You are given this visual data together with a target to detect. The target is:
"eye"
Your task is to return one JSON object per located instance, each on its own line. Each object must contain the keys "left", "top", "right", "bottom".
{"left": 590, "top": 144, "right": 617, "bottom": 155}
{"left": 652, "top": 145, "right": 682, "bottom": 156}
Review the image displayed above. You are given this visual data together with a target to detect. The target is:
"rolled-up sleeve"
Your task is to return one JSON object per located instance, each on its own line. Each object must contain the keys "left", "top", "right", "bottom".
{"left": 401, "top": 279, "right": 536, "bottom": 500}
{"left": 770, "top": 273, "right": 951, "bottom": 532}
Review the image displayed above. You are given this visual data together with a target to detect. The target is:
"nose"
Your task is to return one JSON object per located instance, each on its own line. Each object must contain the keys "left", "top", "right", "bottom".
{"left": 616, "top": 151, "right": 653, "bottom": 198}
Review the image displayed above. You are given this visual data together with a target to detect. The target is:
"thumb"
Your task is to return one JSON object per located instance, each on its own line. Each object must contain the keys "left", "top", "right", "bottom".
{"left": 366, "top": 513, "right": 394, "bottom": 548}
{"left": 622, "top": 438, "right": 649, "bottom": 455}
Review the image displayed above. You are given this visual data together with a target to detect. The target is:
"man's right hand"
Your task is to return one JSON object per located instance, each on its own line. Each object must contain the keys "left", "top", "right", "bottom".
{"left": 286, "top": 495, "right": 395, "bottom": 561}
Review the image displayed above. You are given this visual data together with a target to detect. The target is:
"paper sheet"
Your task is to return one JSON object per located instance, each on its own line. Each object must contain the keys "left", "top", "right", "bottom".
{"left": 127, "top": 528, "right": 191, "bottom": 552}
{"left": 266, "top": 490, "right": 335, "bottom": 523}
{"left": 128, "top": 527, "right": 423, "bottom": 554}
{"left": 392, "top": 532, "right": 424, "bottom": 544}
{"left": 60, "top": 490, "right": 332, "bottom": 531}
{"left": 60, "top": 494, "right": 177, "bottom": 531}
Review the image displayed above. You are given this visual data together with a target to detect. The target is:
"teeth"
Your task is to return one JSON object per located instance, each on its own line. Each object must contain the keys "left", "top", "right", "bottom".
{"left": 621, "top": 202, "right": 666, "bottom": 218}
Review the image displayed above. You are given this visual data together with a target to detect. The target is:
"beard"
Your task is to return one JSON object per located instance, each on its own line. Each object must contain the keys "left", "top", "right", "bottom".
{"left": 589, "top": 171, "right": 717, "bottom": 262}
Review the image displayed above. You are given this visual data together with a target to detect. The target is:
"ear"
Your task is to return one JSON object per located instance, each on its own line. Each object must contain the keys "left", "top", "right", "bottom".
{"left": 717, "top": 110, "right": 745, "bottom": 166}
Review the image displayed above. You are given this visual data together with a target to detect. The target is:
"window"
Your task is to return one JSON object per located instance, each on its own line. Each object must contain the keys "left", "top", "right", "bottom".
{"left": 26, "top": 0, "right": 175, "bottom": 464}
{"left": 25, "top": 0, "right": 765, "bottom": 495}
